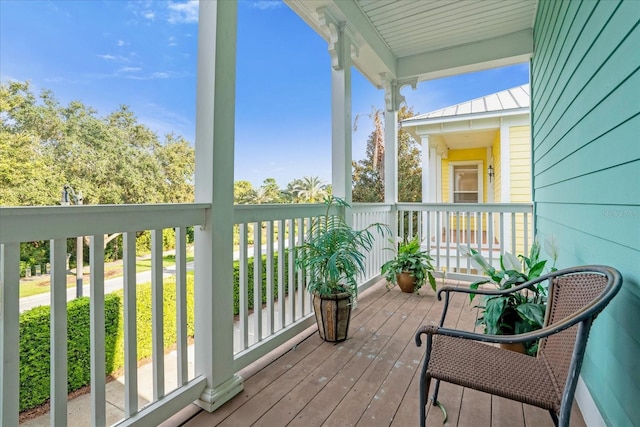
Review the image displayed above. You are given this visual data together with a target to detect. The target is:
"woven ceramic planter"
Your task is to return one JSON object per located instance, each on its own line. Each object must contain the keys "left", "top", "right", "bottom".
{"left": 313, "top": 291, "right": 352, "bottom": 342}
{"left": 396, "top": 272, "right": 417, "bottom": 293}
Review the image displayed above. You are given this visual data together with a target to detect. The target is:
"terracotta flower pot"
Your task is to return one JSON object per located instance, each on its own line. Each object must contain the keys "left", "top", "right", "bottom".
{"left": 499, "top": 342, "right": 527, "bottom": 354}
{"left": 313, "top": 291, "right": 352, "bottom": 342}
{"left": 396, "top": 272, "right": 417, "bottom": 293}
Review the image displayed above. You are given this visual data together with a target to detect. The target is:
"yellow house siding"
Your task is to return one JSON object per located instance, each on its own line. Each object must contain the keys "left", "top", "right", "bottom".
{"left": 492, "top": 132, "right": 501, "bottom": 202}
{"left": 509, "top": 125, "right": 532, "bottom": 254}
{"left": 509, "top": 125, "right": 532, "bottom": 203}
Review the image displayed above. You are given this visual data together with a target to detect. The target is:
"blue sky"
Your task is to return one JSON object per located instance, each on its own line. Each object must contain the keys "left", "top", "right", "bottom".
{"left": 1, "top": 0, "right": 529, "bottom": 188}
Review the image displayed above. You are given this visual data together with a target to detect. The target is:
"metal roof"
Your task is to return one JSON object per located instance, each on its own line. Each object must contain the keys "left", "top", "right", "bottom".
{"left": 404, "top": 84, "right": 530, "bottom": 124}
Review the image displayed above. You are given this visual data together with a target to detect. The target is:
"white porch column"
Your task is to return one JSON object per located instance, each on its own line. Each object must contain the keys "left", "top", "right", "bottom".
{"left": 421, "top": 137, "right": 438, "bottom": 244}
{"left": 194, "top": 1, "right": 243, "bottom": 412}
{"left": 319, "top": 8, "right": 357, "bottom": 208}
{"left": 383, "top": 78, "right": 399, "bottom": 245}
{"left": 421, "top": 136, "right": 438, "bottom": 203}
{"left": 381, "top": 76, "right": 416, "bottom": 239}
{"left": 436, "top": 151, "right": 443, "bottom": 202}
{"left": 381, "top": 77, "right": 399, "bottom": 206}
{"left": 383, "top": 106, "right": 398, "bottom": 206}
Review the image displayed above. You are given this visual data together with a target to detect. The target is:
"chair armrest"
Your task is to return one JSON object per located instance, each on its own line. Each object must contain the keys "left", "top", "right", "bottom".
{"left": 433, "top": 282, "right": 539, "bottom": 328}
{"left": 420, "top": 266, "right": 622, "bottom": 347}
{"left": 436, "top": 278, "right": 545, "bottom": 301}
{"left": 416, "top": 299, "right": 605, "bottom": 348}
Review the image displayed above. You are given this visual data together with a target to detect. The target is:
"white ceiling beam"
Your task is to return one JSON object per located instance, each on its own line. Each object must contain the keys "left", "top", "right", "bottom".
{"left": 285, "top": 0, "right": 397, "bottom": 87}
{"left": 330, "top": 0, "right": 397, "bottom": 80}
{"left": 397, "top": 29, "right": 533, "bottom": 82}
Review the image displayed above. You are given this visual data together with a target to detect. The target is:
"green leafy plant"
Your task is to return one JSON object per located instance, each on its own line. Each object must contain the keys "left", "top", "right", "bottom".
{"left": 295, "top": 196, "right": 390, "bottom": 298}
{"left": 381, "top": 236, "right": 437, "bottom": 294}
{"left": 460, "top": 237, "right": 558, "bottom": 355}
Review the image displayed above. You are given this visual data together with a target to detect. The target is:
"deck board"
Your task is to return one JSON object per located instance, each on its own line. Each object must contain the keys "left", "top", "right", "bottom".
{"left": 184, "top": 280, "right": 587, "bottom": 427}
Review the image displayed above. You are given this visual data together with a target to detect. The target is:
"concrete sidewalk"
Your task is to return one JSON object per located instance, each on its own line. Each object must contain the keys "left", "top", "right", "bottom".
{"left": 19, "top": 263, "right": 193, "bottom": 313}
{"left": 22, "top": 346, "right": 196, "bottom": 426}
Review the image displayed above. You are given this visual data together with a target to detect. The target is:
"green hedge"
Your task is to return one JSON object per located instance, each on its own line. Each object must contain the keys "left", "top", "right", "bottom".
{"left": 232, "top": 250, "right": 300, "bottom": 316}
{"left": 19, "top": 294, "right": 121, "bottom": 411}
{"left": 19, "top": 251, "right": 300, "bottom": 412}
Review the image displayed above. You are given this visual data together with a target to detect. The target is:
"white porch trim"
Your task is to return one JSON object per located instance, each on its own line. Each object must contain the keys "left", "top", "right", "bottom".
{"left": 576, "top": 376, "right": 606, "bottom": 427}
{"left": 319, "top": 8, "right": 356, "bottom": 206}
{"left": 194, "top": 0, "right": 243, "bottom": 411}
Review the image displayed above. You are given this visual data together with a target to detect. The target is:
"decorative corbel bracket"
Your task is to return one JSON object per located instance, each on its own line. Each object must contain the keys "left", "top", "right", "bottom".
{"left": 381, "top": 74, "right": 418, "bottom": 112}
{"left": 317, "top": 7, "right": 359, "bottom": 70}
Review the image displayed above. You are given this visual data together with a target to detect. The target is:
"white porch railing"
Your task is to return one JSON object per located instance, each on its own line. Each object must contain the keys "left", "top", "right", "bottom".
{"left": 0, "top": 204, "right": 209, "bottom": 427}
{"left": 232, "top": 203, "right": 326, "bottom": 370}
{"left": 0, "top": 201, "right": 532, "bottom": 426}
{"left": 395, "top": 203, "right": 534, "bottom": 281}
{"left": 351, "top": 203, "right": 395, "bottom": 289}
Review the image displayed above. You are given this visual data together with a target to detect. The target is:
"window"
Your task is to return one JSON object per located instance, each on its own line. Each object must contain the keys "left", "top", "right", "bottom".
{"left": 453, "top": 164, "right": 479, "bottom": 203}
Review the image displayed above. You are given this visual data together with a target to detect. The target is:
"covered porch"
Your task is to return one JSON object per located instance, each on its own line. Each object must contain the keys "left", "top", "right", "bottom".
{"left": 183, "top": 278, "right": 586, "bottom": 427}
{"left": 1, "top": 0, "right": 637, "bottom": 426}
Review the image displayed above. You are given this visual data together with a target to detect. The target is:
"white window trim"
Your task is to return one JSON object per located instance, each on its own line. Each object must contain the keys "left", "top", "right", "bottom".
{"left": 449, "top": 161, "right": 484, "bottom": 203}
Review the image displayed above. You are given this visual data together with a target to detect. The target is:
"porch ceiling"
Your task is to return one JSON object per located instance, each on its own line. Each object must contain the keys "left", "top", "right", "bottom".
{"left": 437, "top": 128, "right": 498, "bottom": 150}
{"left": 285, "top": 0, "right": 537, "bottom": 87}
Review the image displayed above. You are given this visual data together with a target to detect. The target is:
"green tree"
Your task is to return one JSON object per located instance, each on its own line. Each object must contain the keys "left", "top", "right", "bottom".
{"left": 1, "top": 80, "right": 196, "bottom": 270}
{"left": 293, "top": 176, "right": 328, "bottom": 203}
{"left": 397, "top": 106, "right": 422, "bottom": 202}
{"left": 234, "top": 180, "right": 255, "bottom": 204}
{"left": 0, "top": 81, "right": 196, "bottom": 206}
{"left": 352, "top": 105, "right": 422, "bottom": 202}
{"left": 0, "top": 82, "right": 62, "bottom": 206}
{"left": 256, "top": 178, "right": 282, "bottom": 204}
{"left": 156, "top": 133, "right": 195, "bottom": 202}
{"left": 283, "top": 178, "right": 304, "bottom": 203}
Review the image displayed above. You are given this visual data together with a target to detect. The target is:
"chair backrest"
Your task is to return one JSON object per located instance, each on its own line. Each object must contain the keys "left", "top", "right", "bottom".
{"left": 537, "top": 266, "right": 622, "bottom": 400}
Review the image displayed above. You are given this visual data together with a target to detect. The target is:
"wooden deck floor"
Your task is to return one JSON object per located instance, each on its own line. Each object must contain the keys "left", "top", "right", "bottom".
{"left": 181, "top": 279, "right": 586, "bottom": 427}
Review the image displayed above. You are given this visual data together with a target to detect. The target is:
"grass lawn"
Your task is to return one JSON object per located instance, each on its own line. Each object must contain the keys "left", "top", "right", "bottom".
{"left": 19, "top": 251, "right": 195, "bottom": 299}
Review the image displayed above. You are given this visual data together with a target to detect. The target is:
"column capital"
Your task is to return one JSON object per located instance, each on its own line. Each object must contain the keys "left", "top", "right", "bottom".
{"left": 380, "top": 74, "right": 418, "bottom": 112}
{"left": 317, "top": 7, "right": 359, "bottom": 70}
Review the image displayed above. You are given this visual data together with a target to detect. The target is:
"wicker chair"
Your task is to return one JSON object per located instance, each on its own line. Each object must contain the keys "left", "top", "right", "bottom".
{"left": 415, "top": 265, "right": 622, "bottom": 427}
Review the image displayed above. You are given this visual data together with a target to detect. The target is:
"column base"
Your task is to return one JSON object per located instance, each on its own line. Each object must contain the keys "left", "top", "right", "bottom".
{"left": 195, "top": 375, "right": 244, "bottom": 412}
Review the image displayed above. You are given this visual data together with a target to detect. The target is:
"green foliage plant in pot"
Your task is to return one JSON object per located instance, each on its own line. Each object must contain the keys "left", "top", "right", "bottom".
{"left": 460, "top": 236, "right": 558, "bottom": 355}
{"left": 381, "top": 236, "right": 437, "bottom": 294}
{"left": 295, "top": 196, "right": 390, "bottom": 342}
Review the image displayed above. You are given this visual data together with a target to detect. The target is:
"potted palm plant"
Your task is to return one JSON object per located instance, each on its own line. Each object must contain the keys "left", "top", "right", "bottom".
{"left": 461, "top": 237, "right": 558, "bottom": 355}
{"left": 295, "top": 196, "right": 389, "bottom": 342}
{"left": 381, "top": 236, "right": 437, "bottom": 294}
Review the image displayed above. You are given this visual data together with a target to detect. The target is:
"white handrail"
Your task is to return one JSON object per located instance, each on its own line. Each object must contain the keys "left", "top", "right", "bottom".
{"left": 0, "top": 201, "right": 534, "bottom": 425}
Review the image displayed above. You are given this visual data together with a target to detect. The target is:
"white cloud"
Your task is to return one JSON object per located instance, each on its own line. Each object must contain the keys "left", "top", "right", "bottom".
{"left": 167, "top": 0, "right": 198, "bottom": 24}
{"left": 142, "top": 10, "right": 155, "bottom": 20}
{"left": 251, "top": 1, "right": 283, "bottom": 11}
{"left": 120, "top": 71, "right": 187, "bottom": 81}
{"left": 97, "top": 54, "right": 129, "bottom": 62}
{"left": 168, "top": 36, "right": 177, "bottom": 47}
{"left": 117, "top": 40, "right": 127, "bottom": 47}
{"left": 118, "top": 67, "right": 141, "bottom": 73}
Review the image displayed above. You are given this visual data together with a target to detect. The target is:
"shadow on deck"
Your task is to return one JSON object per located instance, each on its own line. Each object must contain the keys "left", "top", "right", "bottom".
{"left": 177, "top": 279, "right": 586, "bottom": 427}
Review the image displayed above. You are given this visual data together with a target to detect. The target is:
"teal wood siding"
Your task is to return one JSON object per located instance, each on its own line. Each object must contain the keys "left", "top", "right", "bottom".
{"left": 532, "top": 1, "right": 640, "bottom": 426}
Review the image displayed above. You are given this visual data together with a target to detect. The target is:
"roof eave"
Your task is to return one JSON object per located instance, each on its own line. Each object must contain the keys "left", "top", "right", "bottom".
{"left": 401, "top": 107, "right": 530, "bottom": 129}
